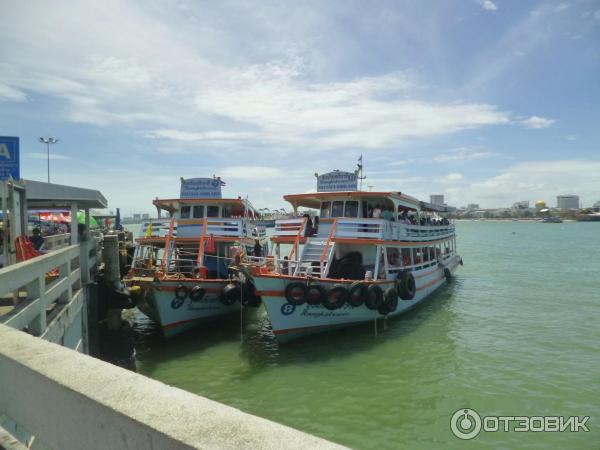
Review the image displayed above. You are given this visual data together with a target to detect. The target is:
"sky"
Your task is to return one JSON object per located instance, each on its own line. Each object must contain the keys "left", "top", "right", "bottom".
{"left": 1, "top": 0, "right": 599, "bottom": 214}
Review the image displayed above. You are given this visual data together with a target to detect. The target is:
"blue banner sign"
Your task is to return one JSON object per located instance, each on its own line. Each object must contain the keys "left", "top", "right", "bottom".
{"left": 0, "top": 136, "right": 20, "bottom": 180}
{"left": 180, "top": 177, "right": 223, "bottom": 198}
{"left": 317, "top": 170, "right": 357, "bottom": 192}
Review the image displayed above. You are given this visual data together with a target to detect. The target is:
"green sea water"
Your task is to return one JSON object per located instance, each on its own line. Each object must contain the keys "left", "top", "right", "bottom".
{"left": 133, "top": 221, "right": 600, "bottom": 449}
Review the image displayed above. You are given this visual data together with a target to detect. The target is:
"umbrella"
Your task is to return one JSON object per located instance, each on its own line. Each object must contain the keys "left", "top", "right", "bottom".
{"left": 76, "top": 211, "right": 99, "bottom": 228}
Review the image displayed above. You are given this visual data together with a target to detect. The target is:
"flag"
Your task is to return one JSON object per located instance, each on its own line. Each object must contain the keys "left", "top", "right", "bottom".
{"left": 219, "top": 179, "right": 226, "bottom": 186}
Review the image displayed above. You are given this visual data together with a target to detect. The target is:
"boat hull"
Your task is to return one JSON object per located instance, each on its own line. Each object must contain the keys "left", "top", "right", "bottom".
{"left": 137, "top": 280, "right": 240, "bottom": 338}
{"left": 254, "top": 255, "right": 461, "bottom": 342}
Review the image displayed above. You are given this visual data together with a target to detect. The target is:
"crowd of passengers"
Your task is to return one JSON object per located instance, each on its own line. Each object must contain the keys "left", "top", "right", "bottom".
{"left": 368, "top": 205, "right": 450, "bottom": 226}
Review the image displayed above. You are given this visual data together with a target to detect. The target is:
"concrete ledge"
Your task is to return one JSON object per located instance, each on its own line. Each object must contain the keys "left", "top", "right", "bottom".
{"left": 0, "top": 325, "right": 345, "bottom": 449}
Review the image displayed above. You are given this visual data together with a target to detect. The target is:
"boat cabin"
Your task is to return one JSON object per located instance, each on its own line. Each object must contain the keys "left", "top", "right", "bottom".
{"left": 269, "top": 191, "right": 457, "bottom": 281}
{"left": 133, "top": 197, "right": 266, "bottom": 279}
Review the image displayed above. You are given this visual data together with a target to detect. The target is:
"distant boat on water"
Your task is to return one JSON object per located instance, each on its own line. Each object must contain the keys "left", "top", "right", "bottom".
{"left": 542, "top": 216, "right": 563, "bottom": 223}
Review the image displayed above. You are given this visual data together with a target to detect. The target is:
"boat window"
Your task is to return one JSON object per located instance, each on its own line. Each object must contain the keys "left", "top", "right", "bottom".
{"left": 331, "top": 201, "right": 344, "bottom": 217}
{"left": 222, "top": 206, "right": 232, "bottom": 218}
{"left": 193, "top": 205, "right": 204, "bottom": 219}
{"left": 320, "top": 201, "right": 331, "bottom": 218}
{"left": 344, "top": 201, "right": 359, "bottom": 217}
{"left": 180, "top": 206, "right": 191, "bottom": 219}
{"left": 207, "top": 206, "right": 220, "bottom": 217}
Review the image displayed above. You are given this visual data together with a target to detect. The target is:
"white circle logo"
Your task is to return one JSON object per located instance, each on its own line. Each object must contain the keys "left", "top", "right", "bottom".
{"left": 450, "top": 408, "right": 482, "bottom": 440}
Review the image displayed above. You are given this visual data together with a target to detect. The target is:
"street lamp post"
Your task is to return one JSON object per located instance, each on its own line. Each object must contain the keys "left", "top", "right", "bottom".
{"left": 38, "top": 137, "right": 59, "bottom": 183}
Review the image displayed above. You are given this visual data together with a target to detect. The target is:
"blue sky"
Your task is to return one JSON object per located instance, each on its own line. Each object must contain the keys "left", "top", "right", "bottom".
{"left": 1, "top": 0, "right": 599, "bottom": 214}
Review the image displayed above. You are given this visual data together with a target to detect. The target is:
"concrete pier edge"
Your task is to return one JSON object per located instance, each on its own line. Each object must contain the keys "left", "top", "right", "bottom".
{"left": 0, "top": 325, "right": 346, "bottom": 450}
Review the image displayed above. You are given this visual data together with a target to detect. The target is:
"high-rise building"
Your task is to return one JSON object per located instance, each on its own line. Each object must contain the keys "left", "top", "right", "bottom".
{"left": 133, "top": 214, "right": 141, "bottom": 221}
{"left": 556, "top": 195, "right": 579, "bottom": 210}
{"left": 467, "top": 203, "right": 479, "bottom": 210}
{"left": 430, "top": 195, "right": 444, "bottom": 205}
{"left": 142, "top": 213, "right": 150, "bottom": 220}
{"left": 512, "top": 200, "right": 530, "bottom": 209}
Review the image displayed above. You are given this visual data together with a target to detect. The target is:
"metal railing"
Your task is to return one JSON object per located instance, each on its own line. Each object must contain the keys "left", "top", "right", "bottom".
{"left": 0, "top": 239, "right": 98, "bottom": 350}
{"left": 274, "top": 218, "right": 305, "bottom": 236}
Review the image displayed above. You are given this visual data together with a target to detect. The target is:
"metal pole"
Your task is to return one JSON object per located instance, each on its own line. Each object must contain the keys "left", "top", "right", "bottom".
{"left": 47, "top": 141, "right": 50, "bottom": 183}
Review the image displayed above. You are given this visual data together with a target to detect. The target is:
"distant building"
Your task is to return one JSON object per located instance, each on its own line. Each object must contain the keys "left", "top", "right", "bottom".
{"left": 142, "top": 213, "right": 150, "bottom": 220}
{"left": 430, "top": 195, "right": 444, "bottom": 205}
{"left": 557, "top": 195, "right": 579, "bottom": 210}
{"left": 535, "top": 200, "right": 546, "bottom": 210}
{"left": 593, "top": 200, "right": 600, "bottom": 209}
{"left": 133, "top": 213, "right": 141, "bottom": 221}
{"left": 512, "top": 200, "right": 530, "bottom": 209}
{"left": 467, "top": 203, "right": 479, "bottom": 210}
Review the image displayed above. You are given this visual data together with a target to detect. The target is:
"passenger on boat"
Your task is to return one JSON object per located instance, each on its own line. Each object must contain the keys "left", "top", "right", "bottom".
{"left": 372, "top": 205, "right": 382, "bottom": 219}
{"left": 382, "top": 208, "right": 394, "bottom": 221}
{"left": 312, "top": 216, "right": 319, "bottom": 236}
{"left": 303, "top": 214, "right": 313, "bottom": 237}
{"left": 30, "top": 228, "right": 45, "bottom": 251}
{"left": 253, "top": 239, "right": 262, "bottom": 257}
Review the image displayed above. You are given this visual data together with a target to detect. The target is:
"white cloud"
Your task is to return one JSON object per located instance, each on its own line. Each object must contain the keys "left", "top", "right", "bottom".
{"left": 0, "top": 2, "right": 512, "bottom": 151}
{"left": 439, "top": 172, "right": 464, "bottom": 183}
{"left": 520, "top": 115, "right": 556, "bottom": 129}
{"left": 220, "top": 166, "right": 286, "bottom": 181}
{"left": 446, "top": 160, "right": 600, "bottom": 207}
{"left": 480, "top": 1, "right": 498, "bottom": 12}
{"left": 0, "top": 84, "right": 26, "bottom": 102}
{"left": 431, "top": 147, "right": 496, "bottom": 163}
{"left": 27, "top": 153, "right": 70, "bottom": 160}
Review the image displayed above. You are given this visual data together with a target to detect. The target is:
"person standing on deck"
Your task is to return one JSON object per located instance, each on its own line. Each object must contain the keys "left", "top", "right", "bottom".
{"left": 253, "top": 239, "right": 262, "bottom": 257}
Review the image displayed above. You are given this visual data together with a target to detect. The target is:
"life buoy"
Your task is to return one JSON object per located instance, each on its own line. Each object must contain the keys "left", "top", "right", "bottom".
{"left": 397, "top": 272, "right": 416, "bottom": 300}
{"left": 322, "top": 284, "right": 348, "bottom": 310}
{"left": 365, "top": 285, "right": 383, "bottom": 310}
{"left": 189, "top": 285, "right": 206, "bottom": 302}
{"left": 379, "top": 287, "right": 398, "bottom": 315}
{"left": 306, "top": 284, "right": 326, "bottom": 305}
{"left": 175, "top": 284, "right": 188, "bottom": 300}
{"left": 444, "top": 268, "right": 452, "bottom": 282}
{"left": 348, "top": 282, "right": 368, "bottom": 307}
{"left": 285, "top": 282, "right": 308, "bottom": 306}
{"left": 221, "top": 282, "right": 240, "bottom": 305}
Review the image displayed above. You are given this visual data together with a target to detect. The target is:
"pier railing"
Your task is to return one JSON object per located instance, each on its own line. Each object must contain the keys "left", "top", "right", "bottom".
{"left": 42, "top": 233, "right": 72, "bottom": 251}
{"left": 0, "top": 239, "right": 99, "bottom": 351}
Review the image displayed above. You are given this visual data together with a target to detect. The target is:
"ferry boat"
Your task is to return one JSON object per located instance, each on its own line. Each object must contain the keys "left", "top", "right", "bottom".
{"left": 249, "top": 170, "right": 462, "bottom": 342}
{"left": 125, "top": 177, "right": 266, "bottom": 337}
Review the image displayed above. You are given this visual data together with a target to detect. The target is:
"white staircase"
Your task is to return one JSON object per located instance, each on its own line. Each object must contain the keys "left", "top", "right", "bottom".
{"left": 293, "top": 238, "right": 335, "bottom": 277}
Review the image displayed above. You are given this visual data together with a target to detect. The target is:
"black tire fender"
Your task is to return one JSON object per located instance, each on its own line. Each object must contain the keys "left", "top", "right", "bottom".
{"left": 398, "top": 272, "right": 416, "bottom": 300}
{"left": 285, "top": 282, "right": 308, "bottom": 306}
{"left": 189, "top": 285, "right": 206, "bottom": 302}
{"left": 365, "top": 284, "right": 383, "bottom": 310}
{"left": 379, "top": 287, "right": 398, "bottom": 315}
{"left": 175, "top": 283, "right": 188, "bottom": 300}
{"left": 306, "top": 284, "right": 326, "bottom": 305}
{"left": 347, "top": 282, "right": 368, "bottom": 307}
{"left": 221, "top": 282, "right": 240, "bottom": 305}
{"left": 322, "top": 284, "right": 348, "bottom": 310}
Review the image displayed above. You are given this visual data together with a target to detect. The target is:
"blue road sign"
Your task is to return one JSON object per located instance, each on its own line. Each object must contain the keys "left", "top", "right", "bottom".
{"left": 0, "top": 136, "right": 20, "bottom": 180}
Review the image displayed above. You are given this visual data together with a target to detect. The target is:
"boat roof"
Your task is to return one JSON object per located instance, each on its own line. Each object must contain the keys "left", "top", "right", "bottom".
{"left": 283, "top": 191, "right": 455, "bottom": 213}
{"left": 153, "top": 197, "right": 259, "bottom": 214}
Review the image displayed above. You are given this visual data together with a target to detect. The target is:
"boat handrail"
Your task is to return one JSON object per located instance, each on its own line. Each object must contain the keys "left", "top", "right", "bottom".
{"left": 319, "top": 217, "right": 337, "bottom": 267}
{"left": 274, "top": 218, "right": 305, "bottom": 236}
{"left": 195, "top": 219, "right": 208, "bottom": 266}
{"left": 288, "top": 217, "right": 308, "bottom": 261}
{"left": 161, "top": 216, "right": 176, "bottom": 271}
